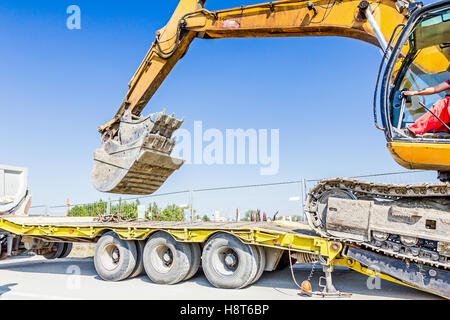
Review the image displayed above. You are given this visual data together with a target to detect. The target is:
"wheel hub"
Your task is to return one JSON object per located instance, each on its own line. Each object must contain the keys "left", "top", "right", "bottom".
{"left": 101, "top": 243, "right": 121, "bottom": 271}
{"left": 224, "top": 253, "right": 237, "bottom": 268}
{"left": 112, "top": 249, "right": 120, "bottom": 262}
{"left": 162, "top": 249, "right": 173, "bottom": 265}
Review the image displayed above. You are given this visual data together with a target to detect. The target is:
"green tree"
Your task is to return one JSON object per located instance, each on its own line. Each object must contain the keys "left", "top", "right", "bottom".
{"left": 241, "top": 209, "right": 258, "bottom": 221}
{"left": 68, "top": 199, "right": 107, "bottom": 217}
{"left": 157, "top": 204, "right": 184, "bottom": 221}
{"left": 146, "top": 202, "right": 160, "bottom": 220}
{"left": 69, "top": 199, "right": 186, "bottom": 222}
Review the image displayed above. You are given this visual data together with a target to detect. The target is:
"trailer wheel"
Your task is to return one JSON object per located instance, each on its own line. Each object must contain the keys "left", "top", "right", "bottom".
{"left": 94, "top": 232, "right": 137, "bottom": 282}
{"left": 59, "top": 243, "right": 73, "bottom": 259}
{"left": 250, "top": 245, "right": 266, "bottom": 285}
{"left": 241, "top": 244, "right": 259, "bottom": 288}
{"left": 128, "top": 240, "right": 145, "bottom": 278}
{"left": 143, "top": 231, "right": 192, "bottom": 285}
{"left": 184, "top": 243, "right": 201, "bottom": 281}
{"left": 44, "top": 242, "right": 65, "bottom": 260}
{"left": 201, "top": 233, "right": 258, "bottom": 289}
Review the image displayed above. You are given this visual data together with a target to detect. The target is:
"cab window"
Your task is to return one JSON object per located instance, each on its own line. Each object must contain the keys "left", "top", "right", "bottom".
{"left": 390, "top": 8, "right": 450, "bottom": 132}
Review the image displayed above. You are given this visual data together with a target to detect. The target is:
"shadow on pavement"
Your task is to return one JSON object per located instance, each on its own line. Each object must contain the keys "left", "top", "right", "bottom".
{"left": 0, "top": 257, "right": 97, "bottom": 277}
{"left": 139, "top": 264, "right": 438, "bottom": 300}
{"left": 0, "top": 257, "right": 440, "bottom": 299}
{"left": 0, "top": 283, "right": 17, "bottom": 297}
{"left": 253, "top": 265, "right": 439, "bottom": 300}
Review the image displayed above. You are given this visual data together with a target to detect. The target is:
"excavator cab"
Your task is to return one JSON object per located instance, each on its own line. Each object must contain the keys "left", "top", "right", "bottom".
{"left": 380, "top": 0, "right": 450, "bottom": 180}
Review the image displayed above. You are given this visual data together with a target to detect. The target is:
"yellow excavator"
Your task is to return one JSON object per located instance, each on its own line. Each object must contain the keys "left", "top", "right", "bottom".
{"left": 91, "top": 0, "right": 449, "bottom": 271}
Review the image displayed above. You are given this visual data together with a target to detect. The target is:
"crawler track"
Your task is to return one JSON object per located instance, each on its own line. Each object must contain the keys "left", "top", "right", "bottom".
{"left": 305, "top": 178, "right": 450, "bottom": 269}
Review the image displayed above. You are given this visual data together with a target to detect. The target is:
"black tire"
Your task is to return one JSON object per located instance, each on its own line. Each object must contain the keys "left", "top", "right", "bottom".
{"left": 184, "top": 243, "right": 201, "bottom": 281}
{"left": 201, "top": 233, "right": 258, "bottom": 289}
{"left": 250, "top": 245, "right": 266, "bottom": 285}
{"left": 241, "top": 244, "right": 259, "bottom": 288}
{"left": 94, "top": 231, "right": 137, "bottom": 282}
{"left": 128, "top": 240, "right": 145, "bottom": 278}
{"left": 44, "top": 242, "right": 65, "bottom": 260}
{"left": 58, "top": 243, "right": 73, "bottom": 259}
{"left": 143, "top": 231, "right": 192, "bottom": 285}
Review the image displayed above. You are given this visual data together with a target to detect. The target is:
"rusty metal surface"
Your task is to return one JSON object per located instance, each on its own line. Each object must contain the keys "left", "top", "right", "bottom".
{"left": 94, "top": 214, "right": 135, "bottom": 223}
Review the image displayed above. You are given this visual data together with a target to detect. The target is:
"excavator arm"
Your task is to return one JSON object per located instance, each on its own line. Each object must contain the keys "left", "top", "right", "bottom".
{"left": 98, "top": 0, "right": 413, "bottom": 135}
{"left": 98, "top": 0, "right": 205, "bottom": 136}
{"left": 92, "top": 0, "right": 425, "bottom": 195}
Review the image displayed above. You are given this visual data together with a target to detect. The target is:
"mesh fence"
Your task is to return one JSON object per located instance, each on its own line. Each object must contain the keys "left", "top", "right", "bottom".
{"left": 28, "top": 170, "right": 441, "bottom": 221}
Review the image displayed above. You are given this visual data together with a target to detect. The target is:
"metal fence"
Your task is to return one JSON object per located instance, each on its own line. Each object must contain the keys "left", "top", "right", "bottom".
{"left": 28, "top": 170, "right": 441, "bottom": 221}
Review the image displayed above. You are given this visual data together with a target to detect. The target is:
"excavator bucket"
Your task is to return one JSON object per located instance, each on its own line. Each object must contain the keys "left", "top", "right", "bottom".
{"left": 92, "top": 111, "right": 184, "bottom": 195}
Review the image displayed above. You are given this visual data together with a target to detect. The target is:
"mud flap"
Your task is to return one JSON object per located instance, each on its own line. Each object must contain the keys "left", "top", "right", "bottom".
{"left": 345, "top": 246, "right": 450, "bottom": 299}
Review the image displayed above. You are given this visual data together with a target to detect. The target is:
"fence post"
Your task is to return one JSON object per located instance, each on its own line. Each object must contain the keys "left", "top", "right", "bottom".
{"left": 106, "top": 198, "right": 111, "bottom": 215}
{"left": 66, "top": 198, "right": 71, "bottom": 216}
{"left": 300, "top": 178, "right": 306, "bottom": 222}
{"left": 189, "top": 190, "right": 194, "bottom": 222}
{"left": 137, "top": 205, "right": 146, "bottom": 220}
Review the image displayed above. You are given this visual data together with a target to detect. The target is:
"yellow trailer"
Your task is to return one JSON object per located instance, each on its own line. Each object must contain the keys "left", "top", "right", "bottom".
{"left": 1, "top": 216, "right": 448, "bottom": 298}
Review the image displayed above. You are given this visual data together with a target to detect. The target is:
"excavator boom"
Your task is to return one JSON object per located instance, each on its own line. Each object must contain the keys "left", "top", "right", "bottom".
{"left": 98, "top": 0, "right": 412, "bottom": 134}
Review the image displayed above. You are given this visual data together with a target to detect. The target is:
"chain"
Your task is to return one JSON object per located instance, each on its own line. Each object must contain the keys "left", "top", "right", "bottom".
{"left": 307, "top": 261, "right": 318, "bottom": 282}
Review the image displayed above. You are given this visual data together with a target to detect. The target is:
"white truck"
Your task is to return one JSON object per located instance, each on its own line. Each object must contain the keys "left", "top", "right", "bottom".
{"left": 0, "top": 164, "right": 32, "bottom": 259}
{"left": 0, "top": 164, "right": 32, "bottom": 216}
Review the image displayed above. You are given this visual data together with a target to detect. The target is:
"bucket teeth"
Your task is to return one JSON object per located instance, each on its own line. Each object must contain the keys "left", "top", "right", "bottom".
{"left": 92, "top": 110, "right": 184, "bottom": 195}
{"left": 144, "top": 134, "right": 175, "bottom": 154}
{"left": 150, "top": 112, "right": 184, "bottom": 138}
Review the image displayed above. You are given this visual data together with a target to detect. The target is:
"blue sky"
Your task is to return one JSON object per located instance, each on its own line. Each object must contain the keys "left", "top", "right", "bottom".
{"left": 0, "top": 1, "right": 438, "bottom": 216}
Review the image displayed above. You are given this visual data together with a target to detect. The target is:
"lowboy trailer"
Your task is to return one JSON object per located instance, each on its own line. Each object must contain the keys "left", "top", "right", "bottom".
{"left": 0, "top": 216, "right": 449, "bottom": 298}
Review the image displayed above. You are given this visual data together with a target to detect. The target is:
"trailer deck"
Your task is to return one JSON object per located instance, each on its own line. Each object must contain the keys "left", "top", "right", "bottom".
{"left": 0, "top": 217, "right": 340, "bottom": 261}
{"left": 1, "top": 216, "right": 449, "bottom": 299}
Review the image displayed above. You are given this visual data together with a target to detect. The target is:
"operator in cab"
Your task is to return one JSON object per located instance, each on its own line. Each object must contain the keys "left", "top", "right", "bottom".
{"left": 402, "top": 79, "right": 450, "bottom": 137}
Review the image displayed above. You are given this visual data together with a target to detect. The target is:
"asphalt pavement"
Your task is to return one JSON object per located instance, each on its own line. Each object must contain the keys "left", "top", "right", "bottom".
{"left": 0, "top": 255, "right": 440, "bottom": 300}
